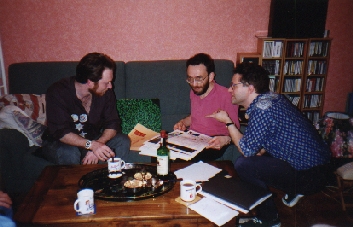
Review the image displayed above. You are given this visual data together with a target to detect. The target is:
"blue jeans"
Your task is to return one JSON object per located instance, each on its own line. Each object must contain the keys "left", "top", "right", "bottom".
{"left": 234, "top": 155, "right": 329, "bottom": 221}
{"left": 0, "top": 206, "right": 15, "bottom": 227}
{"left": 42, "top": 134, "right": 130, "bottom": 165}
{"left": 235, "top": 155, "right": 329, "bottom": 195}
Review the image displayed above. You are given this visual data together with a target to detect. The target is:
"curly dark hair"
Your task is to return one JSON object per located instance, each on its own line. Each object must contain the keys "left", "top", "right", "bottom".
{"left": 76, "top": 52, "right": 115, "bottom": 83}
{"left": 233, "top": 62, "right": 270, "bottom": 94}
{"left": 186, "top": 53, "right": 215, "bottom": 75}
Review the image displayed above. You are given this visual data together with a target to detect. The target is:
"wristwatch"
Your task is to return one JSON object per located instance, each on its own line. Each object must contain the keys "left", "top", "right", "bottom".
{"left": 85, "top": 140, "right": 92, "bottom": 150}
{"left": 226, "top": 122, "right": 234, "bottom": 128}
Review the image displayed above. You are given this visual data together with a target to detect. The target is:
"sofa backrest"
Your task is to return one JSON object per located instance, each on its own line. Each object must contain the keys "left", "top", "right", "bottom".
{"left": 124, "top": 59, "right": 234, "bottom": 131}
{"left": 7, "top": 59, "right": 234, "bottom": 132}
{"left": 8, "top": 61, "right": 126, "bottom": 98}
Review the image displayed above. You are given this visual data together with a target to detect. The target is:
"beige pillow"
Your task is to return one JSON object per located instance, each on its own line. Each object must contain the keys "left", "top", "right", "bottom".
{"left": 336, "top": 162, "right": 353, "bottom": 180}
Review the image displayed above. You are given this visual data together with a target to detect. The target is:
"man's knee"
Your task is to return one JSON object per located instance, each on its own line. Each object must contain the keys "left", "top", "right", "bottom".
{"left": 234, "top": 156, "right": 247, "bottom": 170}
{"left": 109, "top": 134, "right": 130, "bottom": 147}
{"left": 108, "top": 134, "right": 130, "bottom": 159}
{"left": 42, "top": 141, "right": 81, "bottom": 165}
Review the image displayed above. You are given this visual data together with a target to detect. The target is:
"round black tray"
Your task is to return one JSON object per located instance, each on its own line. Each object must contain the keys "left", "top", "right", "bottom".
{"left": 78, "top": 163, "right": 177, "bottom": 201}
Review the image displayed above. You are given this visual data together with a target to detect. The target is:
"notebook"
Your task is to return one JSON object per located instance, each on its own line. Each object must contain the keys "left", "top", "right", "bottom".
{"left": 201, "top": 174, "right": 272, "bottom": 213}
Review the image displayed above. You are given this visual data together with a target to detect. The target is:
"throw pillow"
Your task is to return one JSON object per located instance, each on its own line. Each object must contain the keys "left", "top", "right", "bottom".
{"left": 0, "top": 105, "right": 46, "bottom": 146}
{"left": 0, "top": 94, "right": 46, "bottom": 125}
{"left": 116, "top": 99, "right": 161, "bottom": 135}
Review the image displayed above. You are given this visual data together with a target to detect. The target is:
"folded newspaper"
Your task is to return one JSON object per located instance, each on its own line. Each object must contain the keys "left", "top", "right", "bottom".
{"left": 139, "top": 129, "right": 212, "bottom": 160}
{"left": 128, "top": 123, "right": 159, "bottom": 151}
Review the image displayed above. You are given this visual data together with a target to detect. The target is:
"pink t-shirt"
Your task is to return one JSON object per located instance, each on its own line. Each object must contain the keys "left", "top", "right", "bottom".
{"left": 190, "top": 83, "right": 240, "bottom": 136}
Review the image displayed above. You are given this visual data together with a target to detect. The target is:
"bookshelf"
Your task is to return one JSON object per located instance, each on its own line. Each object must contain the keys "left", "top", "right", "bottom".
{"left": 257, "top": 38, "right": 284, "bottom": 93}
{"left": 255, "top": 38, "right": 331, "bottom": 124}
{"left": 302, "top": 38, "right": 330, "bottom": 124}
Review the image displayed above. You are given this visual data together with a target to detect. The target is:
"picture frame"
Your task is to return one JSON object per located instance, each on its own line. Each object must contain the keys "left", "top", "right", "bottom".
{"left": 236, "top": 53, "right": 262, "bottom": 65}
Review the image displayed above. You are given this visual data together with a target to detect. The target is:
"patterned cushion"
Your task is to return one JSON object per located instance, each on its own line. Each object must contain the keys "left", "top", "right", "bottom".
{"left": 318, "top": 112, "right": 353, "bottom": 158}
{"left": 117, "top": 99, "right": 161, "bottom": 134}
{"left": 0, "top": 105, "right": 46, "bottom": 146}
{"left": 0, "top": 94, "right": 46, "bottom": 125}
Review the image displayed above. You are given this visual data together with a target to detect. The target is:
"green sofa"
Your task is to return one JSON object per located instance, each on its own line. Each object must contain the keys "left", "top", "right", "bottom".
{"left": 0, "top": 59, "right": 235, "bottom": 194}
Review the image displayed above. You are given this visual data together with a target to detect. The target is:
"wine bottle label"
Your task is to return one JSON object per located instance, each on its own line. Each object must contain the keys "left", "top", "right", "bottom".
{"left": 157, "top": 156, "right": 169, "bottom": 175}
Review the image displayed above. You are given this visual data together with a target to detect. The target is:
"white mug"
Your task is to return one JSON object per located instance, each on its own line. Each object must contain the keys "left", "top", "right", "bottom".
{"left": 107, "top": 158, "right": 126, "bottom": 178}
{"left": 180, "top": 180, "right": 202, "bottom": 202}
{"left": 74, "top": 188, "right": 95, "bottom": 215}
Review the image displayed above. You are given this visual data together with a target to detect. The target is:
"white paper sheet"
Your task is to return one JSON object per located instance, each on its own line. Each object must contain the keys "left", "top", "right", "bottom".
{"left": 189, "top": 197, "right": 238, "bottom": 226}
{"left": 173, "top": 162, "right": 222, "bottom": 182}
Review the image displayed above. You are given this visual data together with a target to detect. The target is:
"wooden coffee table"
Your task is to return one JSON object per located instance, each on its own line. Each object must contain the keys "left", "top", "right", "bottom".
{"left": 14, "top": 161, "right": 239, "bottom": 226}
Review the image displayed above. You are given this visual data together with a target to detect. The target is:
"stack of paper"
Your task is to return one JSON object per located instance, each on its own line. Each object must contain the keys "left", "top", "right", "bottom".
{"left": 173, "top": 162, "right": 222, "bottom": 181}
{"left": 139, "top": 129, "right": 212, "bottom": 161}
{"left": 188, "top": 197, "right": 238, "bottom": 226}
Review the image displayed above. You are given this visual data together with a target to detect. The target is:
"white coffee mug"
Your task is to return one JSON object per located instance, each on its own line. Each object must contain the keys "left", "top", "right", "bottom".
{"left": 180, "top": 179, "right": 202, "bottom": 202}
{"left": 107, "top": 158, "right": 126, "bottom": 178}
{"left": 74, "top": 188, "right": 95, "bottom": 215}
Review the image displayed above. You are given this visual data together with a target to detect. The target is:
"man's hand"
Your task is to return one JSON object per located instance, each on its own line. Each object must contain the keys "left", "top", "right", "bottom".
{"left": 0, "top": 191, "right": 12, "bottom": 209}
{"left": 90, "top": 140, "right": 115, "bottom": 161}
{"left": 256, "top": 148, "right": 267, "bottom": 156}
{"left": 206, "top": 110, "right": 232, "bottom": 124}
{"left": 207, "top": 136, "right": 231, "bottom": 150}
{"left": 82, "top": 151, "right": 99, "bottom": 165}
{"left": 174, "top": 120, "right": 187, "bottom": 131}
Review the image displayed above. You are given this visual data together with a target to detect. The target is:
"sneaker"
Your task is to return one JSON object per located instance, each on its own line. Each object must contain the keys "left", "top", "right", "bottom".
{"left": 239, "top": 217, "right": 281, "bottom": 227}
{"left": 282, "top": 194, "right": 304, "bottom": 207}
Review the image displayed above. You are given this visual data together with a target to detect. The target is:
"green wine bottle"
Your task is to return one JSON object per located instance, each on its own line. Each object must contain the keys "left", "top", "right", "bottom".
{"left": 157, "top": 130, "right": 170, "bottom": 177}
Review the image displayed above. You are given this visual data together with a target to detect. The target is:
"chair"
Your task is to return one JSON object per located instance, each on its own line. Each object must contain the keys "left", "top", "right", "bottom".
{"left": 335, "top": 162, "right": 353, "bottom": 211}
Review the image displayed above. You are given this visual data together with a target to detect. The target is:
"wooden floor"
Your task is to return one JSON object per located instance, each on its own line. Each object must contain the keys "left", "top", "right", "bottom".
{"left": 268, "top": 186, "right": 353, "bottom": 227}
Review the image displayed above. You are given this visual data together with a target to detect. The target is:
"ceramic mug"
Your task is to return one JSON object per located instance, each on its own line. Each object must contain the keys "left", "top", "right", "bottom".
{"left": 180, "top": 179, "right": 202, "bottom": 202}
{"left": 74, "top": 188, "right": 95, "bottom": 215}
{"left": 107, "top": 158, "right": 126, "bottom": 178}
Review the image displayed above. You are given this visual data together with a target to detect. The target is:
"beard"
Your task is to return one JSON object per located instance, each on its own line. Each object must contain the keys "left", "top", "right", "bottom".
{"left": 191, "top": 82, "right": 209, "bottom": 96}
{"left": 89, "top": 84, "right": 105, "bottom": 97}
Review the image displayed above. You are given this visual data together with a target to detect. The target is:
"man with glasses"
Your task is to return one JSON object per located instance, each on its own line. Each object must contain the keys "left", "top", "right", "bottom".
{"left": 207, "top": 62, "right": 330, "bottom": 227}
{"left": 174, "top": 53, "right": 240, "bottom": 162}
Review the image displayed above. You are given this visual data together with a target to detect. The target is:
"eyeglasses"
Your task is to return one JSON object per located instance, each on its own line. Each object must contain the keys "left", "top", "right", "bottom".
{"left": 230, "top": 82, "right": 244, "bottom": 89}
{"left": 186, "top": 75, "right": 208, "bottom": 84}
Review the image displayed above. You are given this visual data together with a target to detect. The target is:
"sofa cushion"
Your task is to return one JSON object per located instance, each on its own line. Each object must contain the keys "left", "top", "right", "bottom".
{"left": 0, "top": 94, "right": 46, "bottom": 125}
{"left": 117, "top": 99, "right": 161, "bottom": 134}
{"left": 124, "top": 59, "right": 234, "bottom": 132}
{"left": 0, "top": 105, "right": 46, "bottom": 146}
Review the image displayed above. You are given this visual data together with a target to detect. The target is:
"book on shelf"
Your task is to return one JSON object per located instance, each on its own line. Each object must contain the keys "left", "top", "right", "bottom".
{"left": 283, "top": 78, "right": 301, "bottom": 92}
{"left": 284, "top": 60, "right": 303, "bottom": 75}
{"left": 286, "top": 42, "right": 304, "bottom": 57}
{"left": 284, "top": 94, "right": 300, "bottom": 107}
{"left": 305, "top": 111, "right": 320, "bottom": 125}
{"left": 269, "top": 76, "right": 279, "bottom": 92}
{"left": 304, "top": 95, "right": 322, "bottom": 108}
{"left": 306, "top": 77, "right": 324, "bottom": 92}
{"left": 263, "top": 41, "right": 282, "bottom": 58}
{"left": 307, "top": 60, "right": 327, "bottom": 75}
{"left": 309, "top": 41, "right": 329, "bottom": 57}
{"left": 200, "top": 173, "right": 272, "bottom": 214}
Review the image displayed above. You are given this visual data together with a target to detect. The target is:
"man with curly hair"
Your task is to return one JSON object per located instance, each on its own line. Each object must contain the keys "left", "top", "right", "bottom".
{"left": 207, "top": 62, "right": 330, "bottom": 227}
